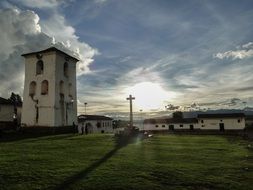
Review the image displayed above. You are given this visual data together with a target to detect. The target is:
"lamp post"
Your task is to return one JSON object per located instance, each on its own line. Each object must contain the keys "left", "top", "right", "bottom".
{"left": 66, "top": 99, "right": 74, "bottom": 125}
{"left": 84, "top": 102, "right": 88, "bottom": 115}
{"left": 139, "top": 109, "right": 143, "bottom": 131}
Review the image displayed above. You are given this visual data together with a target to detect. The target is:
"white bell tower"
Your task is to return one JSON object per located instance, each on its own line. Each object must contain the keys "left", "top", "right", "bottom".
{"left": 21, "top": 47, "right": 79, "bottom": 127}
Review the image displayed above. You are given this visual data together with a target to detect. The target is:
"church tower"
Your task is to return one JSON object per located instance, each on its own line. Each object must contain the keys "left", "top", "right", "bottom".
{"left": 21, "top": 47, "right": 79, "bottom": 127}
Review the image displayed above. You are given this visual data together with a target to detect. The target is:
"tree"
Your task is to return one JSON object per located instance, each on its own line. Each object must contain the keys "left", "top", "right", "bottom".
{"left": 112, "top": 120, "right": 118, "bottom": 129}
{"left": 8, "top": 92, "right": 22, "bottom": 106}
{"left": 8, "top": 93, "right": 22, "bottom": 128}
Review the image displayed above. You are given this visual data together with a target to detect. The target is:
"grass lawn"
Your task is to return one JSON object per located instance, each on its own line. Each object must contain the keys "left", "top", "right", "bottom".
{"left": 0, "top": 134, "right": 253, "bottom": 190}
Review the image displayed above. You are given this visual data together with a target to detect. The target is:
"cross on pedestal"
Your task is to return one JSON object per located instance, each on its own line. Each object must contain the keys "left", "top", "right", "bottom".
{"left": 126, "top": 94, "right": 135, "bottom": 128}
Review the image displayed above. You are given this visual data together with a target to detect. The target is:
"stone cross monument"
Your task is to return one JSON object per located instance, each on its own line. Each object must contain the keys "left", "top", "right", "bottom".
{"left": 126, "top": 94, "right": 135, "bottom": 128}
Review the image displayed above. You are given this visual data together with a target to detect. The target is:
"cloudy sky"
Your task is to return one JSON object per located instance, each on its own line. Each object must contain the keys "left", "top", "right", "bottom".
{"left": 0, "top": 0, "right": 253, "bottom": 118}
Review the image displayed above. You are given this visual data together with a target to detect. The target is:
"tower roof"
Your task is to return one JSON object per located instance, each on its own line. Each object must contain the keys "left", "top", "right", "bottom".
{"left": 21, "top": 47, "right": 79, "bottom": 62}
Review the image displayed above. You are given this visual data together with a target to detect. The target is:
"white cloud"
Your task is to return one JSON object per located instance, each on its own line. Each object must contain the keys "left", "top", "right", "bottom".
{"left": 18, "top": 0, "right": 62, "bottom": 8}
{"left": 18, "top": 0, "right": 105, "bottom": 9}
{"left": 0, "top": 8, "right": 51, "bottom": 97}
{"left": 214, "top": 42, "right": 253, "bottom": 60}
{"left": 0, "top": 8, "right": 98, "bottom": 97}
{"left": 0, "top": 9, "right": 41, "bottom": 57}
{"left": 41, "top": 13, "right": 99, "bottom": 75}
{"left": 242, "top": 42, "right": 253, "bottom": 49}
{"left": 94, "top": 0, "right": 107, "bottom": 4}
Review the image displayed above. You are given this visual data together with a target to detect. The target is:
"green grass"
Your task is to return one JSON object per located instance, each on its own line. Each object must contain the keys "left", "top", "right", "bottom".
{"left": 0, "top": 134, "right": 253, "bottom": 190}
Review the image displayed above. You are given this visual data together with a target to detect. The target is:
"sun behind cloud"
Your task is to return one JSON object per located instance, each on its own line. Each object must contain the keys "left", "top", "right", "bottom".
{"left": 124, "top": 82, "right": 175, "bottom": 110}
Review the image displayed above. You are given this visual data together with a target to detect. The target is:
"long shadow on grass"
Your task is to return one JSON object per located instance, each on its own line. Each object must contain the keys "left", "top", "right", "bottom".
{"left": 54, "top": 135, "right": 141, "bottom": 190}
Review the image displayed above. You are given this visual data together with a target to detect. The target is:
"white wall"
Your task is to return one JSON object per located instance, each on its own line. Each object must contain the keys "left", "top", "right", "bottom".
{"left": 143, "top": 123, "right": 168, "bottom": 131}
{"left": 78, "top": 120, "right": 113, "bottom": 134}
{"left": 21, "top": 50, "right": 77, "bottom": 127}
{"left": 197, "top": 118, "right": 245, "bottom": 130}
{"left": 143, "top": 117, "right": 245, "bottom": 131}
{"left": 173, "top": 123, "right": 196, "bottom": 130}
{"left": 143, "top": 123, "right": 197, "bottom": 131}
{"left": 54, "top": 53, "right": 77, "bottom": 126}
{"left": 21, "top": 52, "right": 55, "bottom": 126}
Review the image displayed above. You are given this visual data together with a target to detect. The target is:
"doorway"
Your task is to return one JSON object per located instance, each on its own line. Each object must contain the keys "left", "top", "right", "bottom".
{"left": 169, "top": 125, "right": 174, "bottom": 131}
{"left": 219, "top": 123, "right": 225, "bottom": 131}
{"left": 190, "top": 125, "right": 194, "bottom": 130}
{"left": 60, "top": 94, "right": 65, "bottom": 126}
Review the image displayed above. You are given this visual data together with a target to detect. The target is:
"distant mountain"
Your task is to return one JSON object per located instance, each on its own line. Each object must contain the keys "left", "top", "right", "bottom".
{"left": 183, "top": 109, "right": 253, "bottom": 118}
{"left": 244, "top": 107, "right": 253, "bottom": 112}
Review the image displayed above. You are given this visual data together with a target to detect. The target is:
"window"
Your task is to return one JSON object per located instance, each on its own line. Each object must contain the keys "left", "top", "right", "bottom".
{"left": 201, "top": 125, "right": 205, "bottom": 127}
{"left": 41, "top": 80, "right": 49, "bottom": 95}
{"left": 201, "top": 120, "right": 204, "bottom": 123}
{"left": 162, "top": 125, "right": 165, "bottom": 128}
{"left": 29, "top": 81, "right": 36, "bottom": 97}
{"left": 36, "top": 107, "right": 39, "bottom": 123}
{"left": 36, "top": 60, "right": 44, "bottom": 75}
{"left": 97, "top": 122, "right": 101, "bottom": 128}
{"left": 64, "top": 62, "right": 69, "bottom": 77}
{"left": 68, "top": 83, "right": 72, "bottom": 97}
{"left": 59, "top": 81, "right": 64, "bottom": 95}
{"left": 180, "top": 124, "right": 183, "bottom": 128}
{"left": 155, "top": 125, "right": 159, "bottom": 128}
{"left": 220, "top": 120, "right": 223, "bottom": 122}
{"left": 238, "top": 119, "right": 241, "bottom": 123}
{"left": 60, "top": 93, "right": 64, "bottom": 102}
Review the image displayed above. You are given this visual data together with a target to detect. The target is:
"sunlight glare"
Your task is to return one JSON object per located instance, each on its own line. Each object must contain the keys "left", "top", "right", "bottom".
{"left": 124, "top": 82, "right": 175, "bottom": 110}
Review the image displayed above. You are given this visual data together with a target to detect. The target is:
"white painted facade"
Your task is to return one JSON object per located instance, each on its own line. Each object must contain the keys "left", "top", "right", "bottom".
{"left": 78, "top": 120, "right": 113, "bottom": 134}
{"left": 144, "top": 122, "right": 197, "bottom": 131}
{"left": 21, "top": 47, "right": 78, "bottom": 127}
{"left": 144, "top": 123, "right": 167, "bottom": 131}
{"left": 143, "top": 113, "right": 246, "bottom": 131}
{"left": 197, "top": 118, "right": 245, "bottom": 130}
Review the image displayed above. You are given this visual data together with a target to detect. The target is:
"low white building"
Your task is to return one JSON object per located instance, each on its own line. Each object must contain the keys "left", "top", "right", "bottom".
{"left": 143, "top": 117, "right": 198, "bottom": 131}
{"left": 0, "top": 97, "right": 22, "bottom": 128}
{"left": 143, "top": 113, "right": 246, "bottom": 131}
{"left": 197, "top": 113, "right": 245, "bottom": 130}
{"left": 78, "top": 115, "right": 113, "bottom": 134}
